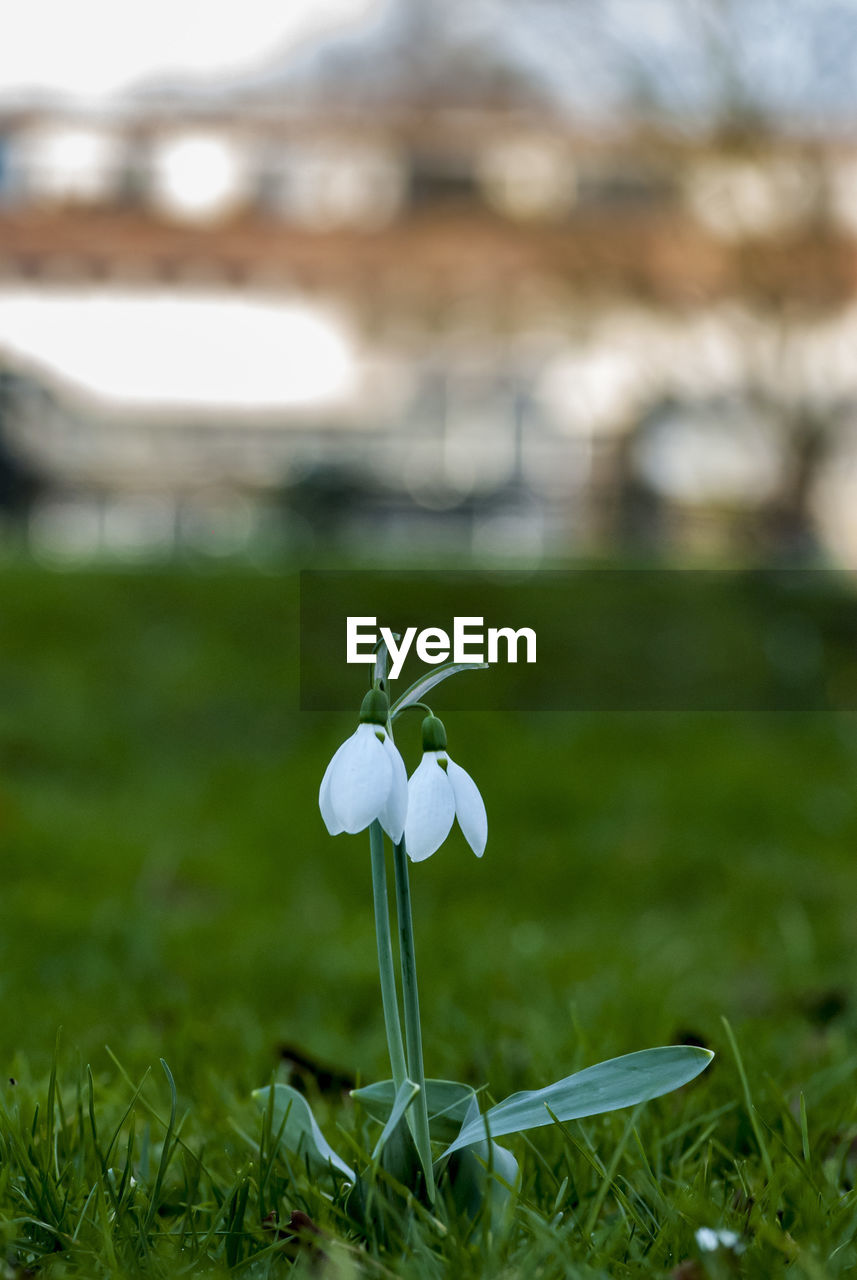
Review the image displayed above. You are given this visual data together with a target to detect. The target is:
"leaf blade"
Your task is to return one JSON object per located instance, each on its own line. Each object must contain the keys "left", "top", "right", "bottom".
{"left": 442, "top": 1046, "right": 714, "bottom": 1156}
{"left": 253, "top": 1083, "right": 355, "bottom": 1181}
{"left": 390, "top": 663, "right": 488, "bottom": 717}
{"left": 353, "top": 1077, "right": 478, "bottom": 1143}
{"left": 370, "top": 1079, "right": 420, "bottom": 1160}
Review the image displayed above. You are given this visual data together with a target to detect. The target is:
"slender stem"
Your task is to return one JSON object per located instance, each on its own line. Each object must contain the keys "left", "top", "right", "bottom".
{"left": 369, "top": 644, "right": 432, "bottom": 1194}
{"left": 369, "top": 820, "right": 407, "bottom": 1088}
{"left": 393, "top": 838, "right": 435, "bottom": 1203}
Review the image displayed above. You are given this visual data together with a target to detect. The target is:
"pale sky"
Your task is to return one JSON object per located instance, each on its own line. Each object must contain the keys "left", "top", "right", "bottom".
{"left": 0, "top": 0, "right": 379, "bottom": 101}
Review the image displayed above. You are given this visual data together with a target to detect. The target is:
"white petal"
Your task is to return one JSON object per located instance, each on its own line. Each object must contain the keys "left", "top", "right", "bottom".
{"left": 447, "top": 756, "right": 487, "bottom": 857}
{"left": 319, "top": 747, "right": 345, "bottom": 835}
{"left": 404, "top": 752, "right": 455, "bottom": 862}
{"left": 328, "top": 724, "right": 392, "bottom": 834}
{"left": 378, "top": 734, "right": 408, "bottom": 843}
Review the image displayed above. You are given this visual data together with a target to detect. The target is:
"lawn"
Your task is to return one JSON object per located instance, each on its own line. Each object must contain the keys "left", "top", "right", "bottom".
{"left": 1, "top": 564, "right": 856, "bottom": 1276}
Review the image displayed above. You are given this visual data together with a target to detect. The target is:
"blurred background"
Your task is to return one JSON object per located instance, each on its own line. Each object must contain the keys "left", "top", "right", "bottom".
{"left": 2, "top": 0, "right": 857, "bottom": 566}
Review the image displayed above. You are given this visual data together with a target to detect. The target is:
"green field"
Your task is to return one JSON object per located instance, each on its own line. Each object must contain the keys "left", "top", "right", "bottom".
{"left": 1, "top": 566, "right": 857, "bottom": 1277}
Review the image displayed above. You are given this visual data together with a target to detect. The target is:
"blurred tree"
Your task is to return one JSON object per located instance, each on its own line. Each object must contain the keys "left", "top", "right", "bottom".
{"left": 0, "top": 371, "right": 44, "bottom": 519}
{"left": 492, "top": 0, "right": 857, "bottom": 133}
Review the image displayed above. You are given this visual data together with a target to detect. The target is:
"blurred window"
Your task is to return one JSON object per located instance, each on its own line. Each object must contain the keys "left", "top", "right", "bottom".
{"left": 407, "top": 150, "right": 480, "bottom": 209}
{"left": 148, "top": 131, "right": 251, "bottom": 223}
{"left": 827, "top": 154, "right": 857, "bottom": 236}
{"left": 477, "top": 137, "right": 576, "bottom": 221}
{"left": 8, "top": 122, "right": 125, "bottom": 205}
{"left": 633, "top": 399, "right": 783, "bottom": 504}
{"left": 576, "top": 160, "right": 676, "bottom": 210}
{"left": 263, "top": 140, "right": 405, "bottom": 229}
{"left": 684, "top": 155, "right": 818, "bottom": 239}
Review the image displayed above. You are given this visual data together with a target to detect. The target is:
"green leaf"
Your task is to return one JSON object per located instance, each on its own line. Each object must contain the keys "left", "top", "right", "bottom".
{"left": 443, "top": 1096, "right": 519, "bottom": 1225}
{"left": 353, "top": 1077, "right": 479, "bottom": 1144}
{"left": 371, "top": 1080, "right": 420, "bottom": 1160}
{"left": 253, "top": 1084, "right": 354, "bottom": 1181}
{"left": 353, "top": 1078, "right": 518, "bottom": 1218}
{"left": 442, "top": 1046, "right": 714, "bottom": 1156}
{"left": 390, "top": 663, "right": 488, "bottom": 718}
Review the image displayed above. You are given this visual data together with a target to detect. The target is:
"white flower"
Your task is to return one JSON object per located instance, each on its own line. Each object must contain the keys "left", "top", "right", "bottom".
{"left": 319, "top": 691, "right": 408, "bottom": 842}
{"left": 695, "top": 1227, "right": 743, "bottom": 1254}
{"left": 404, "top": 716, "right": 487, "bottom": 863}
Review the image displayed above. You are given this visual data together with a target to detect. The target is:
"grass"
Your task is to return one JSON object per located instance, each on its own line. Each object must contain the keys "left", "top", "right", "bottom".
{"left": 0, "top": 563, "right": 857, "bottom": 1275}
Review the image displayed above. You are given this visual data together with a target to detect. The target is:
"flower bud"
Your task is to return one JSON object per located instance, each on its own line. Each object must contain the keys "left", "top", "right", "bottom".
{"left": 359, "top": 687, "right": 390, "bottom": 727}
{"left": 420, "top": 714, "right": 447, "bottom": 752}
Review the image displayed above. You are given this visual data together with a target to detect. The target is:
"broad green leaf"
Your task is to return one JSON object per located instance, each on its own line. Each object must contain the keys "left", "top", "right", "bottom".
{"left": 390, "top": 663, "right": 488, "bottom": 718}
{"left": 371, "top": 1079, "right": 420, "bottom": 1160}
{"left": 442, "top": 1096, "right": 519, "bottom": 1225}
{"left": 378, "top": 1110, "right": 423, "bottom": 1192}
{"left": 447, "top": 1143, "right": 519, "bottom": 1221}
{"left": 343, "top": 1103, "right": 424, "bottom": 1228}
{"left": 442, "top": 1046, "right": 714, "bottom": 1156}
{"left": 253, "top": 1084, "right": 354, "bottom": 1181}
{"left": 353, "top": 1077, "right": 478, "bottom": 1144}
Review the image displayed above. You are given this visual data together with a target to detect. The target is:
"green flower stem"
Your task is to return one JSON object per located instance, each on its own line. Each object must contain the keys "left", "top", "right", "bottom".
{"left": 393, "top": 838, "right": 435, "bottom": 1203}
{"left": 369, "top": 820, "right": 407, "bottom": 1089}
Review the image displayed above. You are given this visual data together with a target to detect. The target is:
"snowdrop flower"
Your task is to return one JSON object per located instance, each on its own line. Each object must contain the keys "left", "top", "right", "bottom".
{"left": 319, "top": 689, "right": 408, "bottom": 842}
{"left": 404, "top": 715, "right": 487, "bottom": 863}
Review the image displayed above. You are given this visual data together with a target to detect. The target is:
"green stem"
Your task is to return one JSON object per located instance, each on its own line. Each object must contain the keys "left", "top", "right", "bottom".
{"left": 369, "top": 821, "right": 407, "bottom": 1088}
{"left": 393, "top": 839, "right": 435, "bottom": 1203}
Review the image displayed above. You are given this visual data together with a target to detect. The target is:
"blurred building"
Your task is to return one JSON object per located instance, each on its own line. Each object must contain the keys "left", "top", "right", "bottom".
{"left": 0, "top": 0, "right": 857, "bottom": 561}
